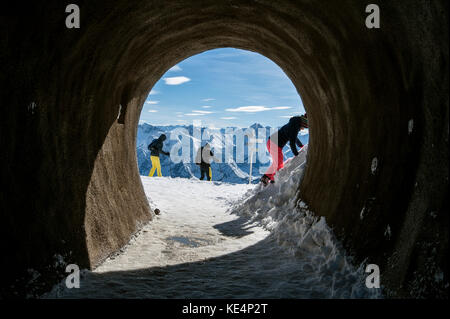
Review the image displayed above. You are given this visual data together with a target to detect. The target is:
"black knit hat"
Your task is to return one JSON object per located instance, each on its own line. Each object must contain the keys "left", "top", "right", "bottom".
{"left": 300, "top": 114, "right": 308, "bottom": 128}
{"left": 291, "top": 114, "right": 308, "bottom": 129}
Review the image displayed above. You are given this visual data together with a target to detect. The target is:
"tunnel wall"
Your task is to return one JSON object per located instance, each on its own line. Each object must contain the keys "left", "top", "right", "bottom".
{"left": 0, "top": 0, "right": 447, "bottom": 298}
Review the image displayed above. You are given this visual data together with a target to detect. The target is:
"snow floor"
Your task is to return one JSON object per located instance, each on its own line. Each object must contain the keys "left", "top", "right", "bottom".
{"left": 44, "top": 147, "right": 382, "bottom": 299}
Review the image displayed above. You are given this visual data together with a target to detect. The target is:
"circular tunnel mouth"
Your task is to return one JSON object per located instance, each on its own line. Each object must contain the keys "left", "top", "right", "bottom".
{"left": 74, "top": 5, "right": 417, "bottom": 278}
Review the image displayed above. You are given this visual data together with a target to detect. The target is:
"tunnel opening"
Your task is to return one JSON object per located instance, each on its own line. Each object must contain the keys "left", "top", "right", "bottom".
{"left": 1, "top": 1, "right": 447, "bottom": 298}
{"left": 136, "top": 48, "right": 308, "bottom": 185}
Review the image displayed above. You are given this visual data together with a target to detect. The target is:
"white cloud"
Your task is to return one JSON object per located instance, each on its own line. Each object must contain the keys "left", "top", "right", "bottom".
{"left": 164, "top": 76, "right": 191, "bottom": 85}
{"left": 272, "top": 106, "right": 292, "bottom": 110}
{"left": 148, "top": 109, "right": 158, "bottom": 113}
{"left": 168, "top": 65, "right": 182, "bottom": 72}
{"left": 192, "top": 110, "right": 213, "bottom": 114}
{"left": 201, "top": 105, "right": 213, "bottom": 109}
{"left": 149, "top": 90, "right": 159, "bottom": 95}
{"left": 221, "top": 117, "right": 237, "bottom": 120}
{"left": 226, "top": 105, "right": 293, "bottom": 113}
{"left": 226, "top": 106, "right": 271, "bottom": 113}
{"left": 185, "top": 113, "right": 206, "bottom": 116}
{"left": 202, "top": 98, "right": 215, "bottom": 102}
{"left": 145, "top": 101, "right": 159, "bottom": 105}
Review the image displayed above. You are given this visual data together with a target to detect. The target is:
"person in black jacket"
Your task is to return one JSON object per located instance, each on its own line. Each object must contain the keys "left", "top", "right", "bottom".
{"left": 148, "top": 134, "right": 170, "bottom": 177}
{"left": 195, "top": 143, "right": 217, "bottom": 181}
{"left": 260, "top": 114, "right": 308, "bottom": 186}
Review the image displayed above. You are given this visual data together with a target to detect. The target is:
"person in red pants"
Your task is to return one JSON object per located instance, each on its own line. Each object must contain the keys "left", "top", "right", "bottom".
{"left": 260, "top": 114, "right": 308, "bottom": 186}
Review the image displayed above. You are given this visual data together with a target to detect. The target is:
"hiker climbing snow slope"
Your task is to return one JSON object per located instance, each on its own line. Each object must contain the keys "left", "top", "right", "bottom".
{"left": 260, "top": 114, "right": 308, "bottom": 186}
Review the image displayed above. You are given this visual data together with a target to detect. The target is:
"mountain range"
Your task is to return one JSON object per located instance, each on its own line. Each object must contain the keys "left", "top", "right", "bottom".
{"left": 137, "top": 123, "right": 309, "bottom": 184}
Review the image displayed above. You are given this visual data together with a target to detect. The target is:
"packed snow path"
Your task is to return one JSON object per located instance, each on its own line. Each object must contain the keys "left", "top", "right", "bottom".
{"left": 45, "top": 152, "right": 381, "bottom": 298}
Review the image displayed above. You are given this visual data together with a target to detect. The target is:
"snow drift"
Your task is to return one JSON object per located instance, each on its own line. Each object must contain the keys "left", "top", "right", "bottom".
{"left": 231, "top": 145, "right": 383, "bottom": 298}
{"left": 42, "top": 145, "right": 382, "bottom": 299}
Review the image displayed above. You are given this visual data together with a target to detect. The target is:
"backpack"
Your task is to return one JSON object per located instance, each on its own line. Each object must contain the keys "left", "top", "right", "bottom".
{"left": 195, "top": 147, "right": 203, "bottom": 165}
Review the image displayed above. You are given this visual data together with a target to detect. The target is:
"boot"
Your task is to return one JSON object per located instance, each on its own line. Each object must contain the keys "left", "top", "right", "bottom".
{"left": 260, "top": 174, "right": 270, "bottom": 186}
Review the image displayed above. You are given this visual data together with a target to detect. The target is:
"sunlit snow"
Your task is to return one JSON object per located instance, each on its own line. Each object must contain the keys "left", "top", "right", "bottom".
{"left": 44, "top": 146, "right": 381, "bottom": 299}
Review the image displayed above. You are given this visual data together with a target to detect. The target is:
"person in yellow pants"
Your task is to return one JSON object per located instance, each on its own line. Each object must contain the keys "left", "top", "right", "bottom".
{"left": 147, "top": 134, "right": 170, "bottom": 177}
{"left": 149, "top": 156, "right": 162, "bottom": 177}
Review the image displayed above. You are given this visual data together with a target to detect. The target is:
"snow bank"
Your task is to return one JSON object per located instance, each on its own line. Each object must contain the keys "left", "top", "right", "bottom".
{"left": 42, "top": 145, "right": 382, "bottom": 299}
{"left": 231, "top": 145, "right": 383, "bottom": 298}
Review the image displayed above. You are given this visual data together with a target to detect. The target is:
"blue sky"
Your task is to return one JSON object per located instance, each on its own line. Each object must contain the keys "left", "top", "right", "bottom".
{"left": 139, "top": 48, "right": 305, "bottom": 128}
